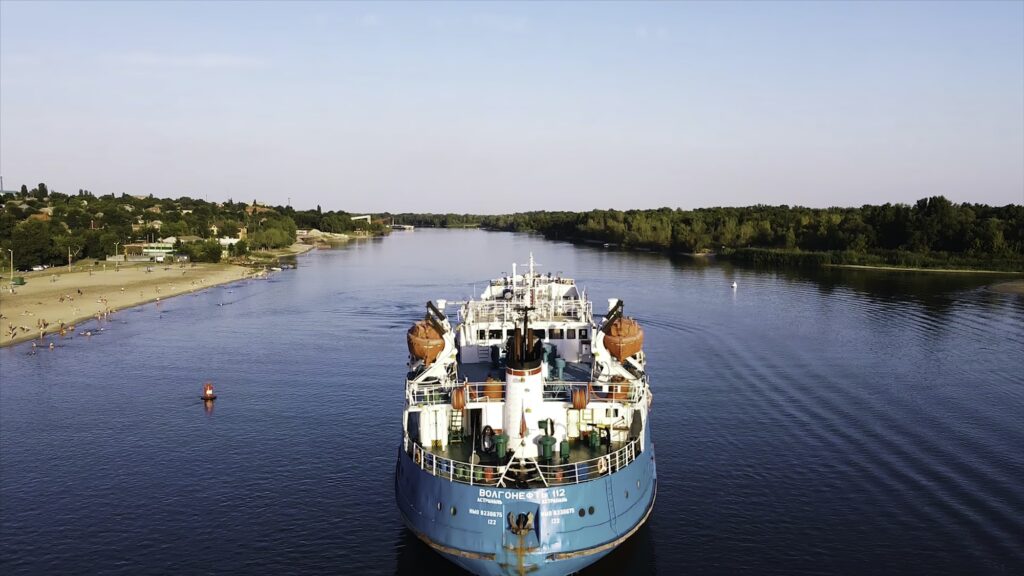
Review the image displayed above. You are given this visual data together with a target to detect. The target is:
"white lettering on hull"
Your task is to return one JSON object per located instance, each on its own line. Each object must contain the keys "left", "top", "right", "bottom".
{"left": 477, "top": 488, "right": 567, "bottom": 502}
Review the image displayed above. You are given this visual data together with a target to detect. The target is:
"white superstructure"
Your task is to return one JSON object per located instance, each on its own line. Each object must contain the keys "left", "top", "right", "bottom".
{"left": 402, "top": 254, "right": 652, "bottom": 488}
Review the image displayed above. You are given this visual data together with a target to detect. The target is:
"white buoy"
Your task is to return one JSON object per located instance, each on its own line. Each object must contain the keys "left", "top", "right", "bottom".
{"left": 731, "top": 281, "right": 738, "bottom": 289}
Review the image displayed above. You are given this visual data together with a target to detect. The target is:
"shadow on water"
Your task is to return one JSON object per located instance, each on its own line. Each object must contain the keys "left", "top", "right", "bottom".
{"left": 579, "top": 523, "right": 657, "bottom": 575}
{"left": 740, "top": 263, "right": 1023, "bottom": 318}
{"left": 392, "top": 523, "right": 657, "bottom": 576}
{"left": 394, "top": 528, "right": 470, "bottom": 575}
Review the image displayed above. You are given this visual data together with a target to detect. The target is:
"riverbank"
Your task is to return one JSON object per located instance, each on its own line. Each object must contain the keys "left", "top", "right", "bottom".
{"left": 245, "top": 242, "right": 316, "bottom": 261}
{"left": 990, "top": 280, "right": 1024, "bottom": 295}
{"left": 825, "top": 264, "right": 1024, "bottom": 275}
{"left": 0, "top": 262, "right": 254, "bottom": 347}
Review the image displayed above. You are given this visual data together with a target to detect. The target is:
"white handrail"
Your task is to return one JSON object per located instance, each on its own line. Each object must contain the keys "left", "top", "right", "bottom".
{"left": 406, "top": 433, "right": 641, "bottom": 487}
{"left": 408, "top": 380, "right": 649, "bottom": 406}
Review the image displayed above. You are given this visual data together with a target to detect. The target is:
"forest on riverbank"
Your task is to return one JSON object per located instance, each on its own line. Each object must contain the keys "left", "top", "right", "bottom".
{"left": 386, "top": 196, "right": 1024, "bottom": 271}
{"left": 1, "top": 184, "right": 388, "bottom": 268}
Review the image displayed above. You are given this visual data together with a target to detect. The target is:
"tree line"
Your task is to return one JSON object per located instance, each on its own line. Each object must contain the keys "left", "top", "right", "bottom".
{"left": 385, "top": 197, "right": 1024, "bottom": 270}
{"left": 0, "top": 185, "right": 307, "bottom": 268}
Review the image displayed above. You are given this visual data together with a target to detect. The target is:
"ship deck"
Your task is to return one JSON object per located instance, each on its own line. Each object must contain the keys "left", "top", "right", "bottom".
{"left": 457, "top": 361, "right": 593, "bottom": 383}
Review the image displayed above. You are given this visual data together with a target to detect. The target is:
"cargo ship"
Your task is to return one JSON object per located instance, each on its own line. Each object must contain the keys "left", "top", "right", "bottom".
{"left": 395, "top": 255, "right": 656, "bottom": 576}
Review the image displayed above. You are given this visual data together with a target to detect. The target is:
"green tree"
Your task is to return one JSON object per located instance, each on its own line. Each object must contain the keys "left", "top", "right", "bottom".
{"left": 12, "top": 220, "right": 57, "bottom": 266}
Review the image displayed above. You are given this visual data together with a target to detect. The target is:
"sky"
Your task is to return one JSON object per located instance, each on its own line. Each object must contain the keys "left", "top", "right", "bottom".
{"left": 1, "top": 1, "right": 1022, "bottom": 213}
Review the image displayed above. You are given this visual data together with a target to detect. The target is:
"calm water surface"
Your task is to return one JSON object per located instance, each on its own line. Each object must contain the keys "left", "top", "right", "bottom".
{"left": 2, "top": 229, "right": 1022, "bottom": 575}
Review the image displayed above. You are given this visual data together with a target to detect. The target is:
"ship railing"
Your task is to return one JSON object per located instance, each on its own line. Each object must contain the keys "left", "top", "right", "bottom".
{"left": 407, "top": 380, "right": 648, "bottom": 406}
{"left": 405, "top": 434, "right": 642, "bottom": 487}
{"left": 535, "top": 438, "right": 641, "bottom": 486}
{"left": 462, "top": 299, "right": 591, "bottom": 324}
{"left": 406, "top": 435, "right": 504, "bottom": 487}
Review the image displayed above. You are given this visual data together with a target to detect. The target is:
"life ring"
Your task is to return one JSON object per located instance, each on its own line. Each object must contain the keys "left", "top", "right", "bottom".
{"left": 598, "top": 456, "right": 608, "bottom": 475}
{"left": 414, "top": 449, "right": 422, "bottom": 467}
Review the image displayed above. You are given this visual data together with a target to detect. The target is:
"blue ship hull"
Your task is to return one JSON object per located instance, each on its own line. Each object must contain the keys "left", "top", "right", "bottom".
{"left": 395, "top": 429, "right": 657, "bottom": 576}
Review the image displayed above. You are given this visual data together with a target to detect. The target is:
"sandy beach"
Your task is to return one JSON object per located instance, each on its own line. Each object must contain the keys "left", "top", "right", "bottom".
{"left": 990, "top": 280, "right": 1024, "bottom": 295}
{"left": 0, "top": 262, "right": 254, "bottom": 347}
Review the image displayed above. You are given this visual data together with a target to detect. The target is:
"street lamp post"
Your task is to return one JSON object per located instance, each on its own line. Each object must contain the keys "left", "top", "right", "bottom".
{"left": 114, "top": 241, "right": 120, "bottom": 270}
{"left": 7, "top": 249, "right": 13, "bottom": 293}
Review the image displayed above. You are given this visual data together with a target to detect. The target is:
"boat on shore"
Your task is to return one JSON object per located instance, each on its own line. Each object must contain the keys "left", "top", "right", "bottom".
{"left": 395, "top": 254, "right": 656, "bottom": 575}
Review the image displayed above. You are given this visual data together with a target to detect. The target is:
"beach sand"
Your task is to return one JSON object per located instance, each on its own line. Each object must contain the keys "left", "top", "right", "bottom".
{"left": 0, "top": 262, "right": 254, "bottom": 347}
{"left": 990, "top": 280, "right": 1024, "bottom": 295}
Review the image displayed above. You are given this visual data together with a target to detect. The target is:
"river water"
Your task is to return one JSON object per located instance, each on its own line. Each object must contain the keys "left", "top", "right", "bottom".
{"left": 2, "top": 229, "right": 1022, "bottom": 575}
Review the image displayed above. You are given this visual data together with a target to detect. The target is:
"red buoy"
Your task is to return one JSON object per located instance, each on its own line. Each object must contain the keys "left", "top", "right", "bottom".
{"left": 202, "top": 382, "right": 217, "bottom": 401}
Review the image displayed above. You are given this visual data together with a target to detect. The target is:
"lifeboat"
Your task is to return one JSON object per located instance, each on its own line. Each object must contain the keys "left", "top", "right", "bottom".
{"left": 602, "top": 317, "right": 644, "bottom": 362}
{"left": 407, "top": 320, "right": 444, "bottom": 365}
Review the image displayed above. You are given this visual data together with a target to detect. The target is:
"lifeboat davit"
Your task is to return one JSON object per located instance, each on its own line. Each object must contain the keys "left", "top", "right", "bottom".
{"left": 407, "top": 320, "right": 444, "bottom": 365}
{"left": 602, "top": 317, "right": 644, "bottom": 362}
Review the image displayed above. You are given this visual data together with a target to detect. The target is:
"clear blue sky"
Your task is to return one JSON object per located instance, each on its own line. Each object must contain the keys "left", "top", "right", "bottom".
{"left": 2, "top": 1, "right": 1022, "bottom": 213}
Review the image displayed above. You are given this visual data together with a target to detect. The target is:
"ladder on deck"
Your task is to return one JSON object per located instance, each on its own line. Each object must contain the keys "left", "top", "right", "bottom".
{"left": 497, "top": 459, "right": 549, "bottom": 488}
{"left": 448, "top": 409, "right": 464, "bottom": 444}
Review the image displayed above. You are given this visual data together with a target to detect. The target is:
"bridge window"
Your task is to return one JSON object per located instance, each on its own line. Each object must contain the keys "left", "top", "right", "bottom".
{"left": 579, "top": 329, "right": 588, "bottom": 339}
{"left": 488, "top": 329, "right": 503, "bottom": 340}
{"left": 549, "top": 328, "right": 564, "bottom": 339}
{"left": 566, "top": 329, "right": 577, "bottom": 339}
{"left": 533, "top": 329, "right": 546, "bottom": 339}
{"left": 478, "top": 329, "right": 487, "bottom": 340}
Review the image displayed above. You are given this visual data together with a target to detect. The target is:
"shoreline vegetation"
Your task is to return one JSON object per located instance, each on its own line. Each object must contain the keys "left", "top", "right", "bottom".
{"left": 1, "top": 183, "right": 389, "bottom": 272}
{"left": 383, "top": 196, "right": 1023, "bottom": 274}
{"left": 1, "top": 181, "right": 397, "bottom": 349}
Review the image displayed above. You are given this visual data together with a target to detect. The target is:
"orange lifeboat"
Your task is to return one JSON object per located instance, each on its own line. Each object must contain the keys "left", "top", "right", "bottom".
{"left": 603, "top": 317, "right": 644, "bottom": 362}
{"left": 407, "top": 320, "right": 444, "bottom": 365}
